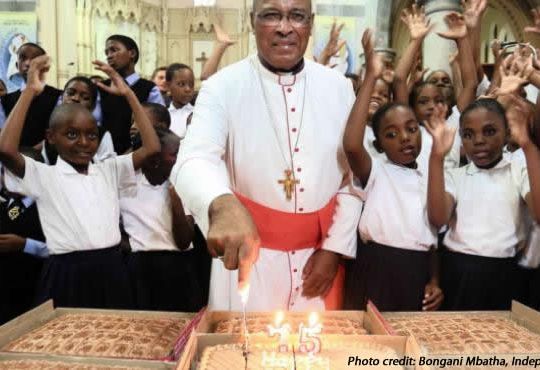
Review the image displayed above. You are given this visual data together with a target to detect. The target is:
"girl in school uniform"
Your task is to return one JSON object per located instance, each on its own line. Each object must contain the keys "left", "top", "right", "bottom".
{"left": 0, "top": 55, "right": 160, "bottom": 309}
{"left": 425, "top": 92, "right": 540, "bottom": 310}
{"left": 343, "top": 29, "right": 443, "bottom": 312}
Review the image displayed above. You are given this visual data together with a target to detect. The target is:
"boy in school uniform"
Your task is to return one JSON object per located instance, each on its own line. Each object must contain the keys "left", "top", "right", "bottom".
{"left": 98, "top": 35, "right": 164, "bottom": 154}
{"left": 166, "top": 63, "right": 195, "bottom": 139}
{"left": 0, "top": 43, "right": 62, "bottom": 147}
{"left": 122, "top": 123, "right": 203, "bottom": 311}
{"left": 0, "top": 55, "right": 161, "bottom": 309}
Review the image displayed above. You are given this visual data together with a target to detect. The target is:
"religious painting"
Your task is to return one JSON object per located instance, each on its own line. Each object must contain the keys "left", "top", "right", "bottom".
{"left": 0, "top": 12, "right": 37, "bottom": 93}
{"left": 313, "top": 15, "right": 358, "bottom": 75}
{"left": 192, "top": 40, "right": 214, "bottom": 80}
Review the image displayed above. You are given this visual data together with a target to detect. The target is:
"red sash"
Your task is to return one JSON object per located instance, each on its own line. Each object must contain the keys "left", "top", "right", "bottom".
{"left": 235, "top": 193, "right": 344, "bottom": 309}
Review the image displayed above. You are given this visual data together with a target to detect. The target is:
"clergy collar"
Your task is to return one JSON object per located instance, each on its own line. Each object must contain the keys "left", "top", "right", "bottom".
{"left": 56, "top": 156, "right": 96, "bottom": 175}
{"left": 255, "top": 55, "right": 306, "bottom": 86}
{"left": 466, "top": 156, "right": 511, "bottom": 175}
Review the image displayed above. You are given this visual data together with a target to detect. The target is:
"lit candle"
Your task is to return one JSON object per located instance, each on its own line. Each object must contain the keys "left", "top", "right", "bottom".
{"left": 298, "top": 312, "right": 322, "bottom": 354}
{"left": 267, "top": 311, "right": 291, "bottom": 353}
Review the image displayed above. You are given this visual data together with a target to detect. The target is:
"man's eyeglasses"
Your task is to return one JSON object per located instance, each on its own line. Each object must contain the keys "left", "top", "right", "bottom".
{"left": 256, "top": 10, "right": 312, "bottom": 28}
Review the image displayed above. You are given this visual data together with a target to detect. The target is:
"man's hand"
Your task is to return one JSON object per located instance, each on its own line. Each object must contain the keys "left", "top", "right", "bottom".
{"left": 302, "top": 249, "right": 340, "bottom": 299}
{"left": 0, "top": 234, "right": 26, "bottom": 253}
{"left": 423, "top": 279, "right": 444, "bottom": 311}
{"left": 208, "top": 194, "right": 260, "bottom": 290}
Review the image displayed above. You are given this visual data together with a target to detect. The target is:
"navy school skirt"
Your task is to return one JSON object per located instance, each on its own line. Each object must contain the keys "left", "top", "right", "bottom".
{"left": 441, "top": 248, "right": 516, "bottom": 311}
{"left": 127, "top": 249, "right": 204, "bottom": 312}
{"left": 344, "top": 240, "right": 431, "bottom": 312}
{"left": 36, "top": 246, "right": 133, "bottom": 309}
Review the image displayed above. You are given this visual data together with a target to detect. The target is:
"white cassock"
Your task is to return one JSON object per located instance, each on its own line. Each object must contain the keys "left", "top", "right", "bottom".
{"left": 171, "top": 55, "right": 362, "bottom": 311}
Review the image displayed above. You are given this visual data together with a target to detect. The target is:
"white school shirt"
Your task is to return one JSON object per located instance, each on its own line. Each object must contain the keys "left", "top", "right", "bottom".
{"left": 358, "top": 158, "right": 436, "bottom": 251}
{"left": 172, "top": 55, "right": 362, "bottom": 311}
{"left": 120, "top": 171, "right": 193, "bottom": 252}
{"left": 169, "top": 103, "right": 194, "bottom": 139}
{"left": 503, "top": 148, "right": 540, "bottom": 268}
{"left": 443, "top": 157, "right": 530, "bottom": 258}
{"left": 4, "top": 154, "right": 136, "bottom": 255}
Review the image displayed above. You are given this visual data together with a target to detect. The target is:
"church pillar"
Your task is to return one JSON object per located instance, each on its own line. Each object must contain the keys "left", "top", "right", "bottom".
{"left": 55, "top": 0, "right": 78, "bottom": 87}
{"left": 421, "top": 0, "right": 461, "bottom": 75}
{"left": 36, "top": 0, "right": 59, "bottom": 87}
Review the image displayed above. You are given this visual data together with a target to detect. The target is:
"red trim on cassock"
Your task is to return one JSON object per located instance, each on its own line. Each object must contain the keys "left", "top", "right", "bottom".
{"left": 235, "top": 192, "right": 344, "bottom": 309}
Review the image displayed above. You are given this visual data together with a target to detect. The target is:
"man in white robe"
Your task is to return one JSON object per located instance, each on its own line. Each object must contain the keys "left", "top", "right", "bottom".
{"left": 172, "top": 0, "right": 362, "bottom": 311}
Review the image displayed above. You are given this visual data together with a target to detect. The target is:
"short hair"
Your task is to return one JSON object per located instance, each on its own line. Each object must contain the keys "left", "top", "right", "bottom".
{"left": 345, "top": 73, "right": 359, "bottom": 81}
{"left": 459, "top": 98, "right": 508, "bottom": 128}
{"left": 17, "top": 42, "right": 46, "bottom": 57}
{"left": 49, "top": 104, "right": 96, "bottom": 130}
{"left": 63, "top": 76, "right": 98, "bottom": 109}
{"left": 106, "top": 35, "right": 139, "bottom": 64}
{"left": 409, "top": 81, "right": 440, "bottom": 107}
{"left": 371, "top": 102, "right": 412, "bottom": 139}
{"left": 166, "top": 63, "right": 193, "bottom": 82}
{"left": 155, "top": 126, "right": 180, "bottom": 150}
{"left": 426, "top": 69, "right": 452, "bottom": 83}
{"left": 152, "top": 66, "right": 167, "bottom": 80}
{"left": 252, "top": 0, "right": 311, "bottom": 12}
{"left": 142, "top": 102, "right": 171, "bottom": 128}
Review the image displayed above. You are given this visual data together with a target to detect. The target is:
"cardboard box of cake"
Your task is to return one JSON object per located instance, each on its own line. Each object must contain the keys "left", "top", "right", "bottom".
{"left": 0, "top": 300, "right": 201, "bottom": 366}
{"left": 177, "top": 333, "right": 428, "bottom": 370}
{"left": 384, "top": 301, "right": 540, "bottom": 369}
{"left": 197, "top": 302, "right": 392, "bottom": 336}
{"left": 0, "top": 352, "right": 173, "bottom": 369}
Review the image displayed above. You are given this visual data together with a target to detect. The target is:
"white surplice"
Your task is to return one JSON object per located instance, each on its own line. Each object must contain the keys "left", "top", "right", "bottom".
{"left": 171, "top": 55, "right": 362, "bottom": 311}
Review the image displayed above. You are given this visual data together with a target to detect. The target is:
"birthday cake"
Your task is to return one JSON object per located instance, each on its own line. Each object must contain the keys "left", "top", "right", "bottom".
{"left": 214, "top": 314, "right": 368, "bottom": 335}
{"left": 2, "top": 313, "right": 190, "bottom": 359}
{"left": 387, "top": 313, "right": 540, "bottom": 354}
{"left": 198, "top": 342, "right": 404, "bottom": 370}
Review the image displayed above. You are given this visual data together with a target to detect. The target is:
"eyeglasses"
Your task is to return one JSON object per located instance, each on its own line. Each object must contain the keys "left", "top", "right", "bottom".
{"left": 256, "top": 10, "right": 311, "bottom": 28}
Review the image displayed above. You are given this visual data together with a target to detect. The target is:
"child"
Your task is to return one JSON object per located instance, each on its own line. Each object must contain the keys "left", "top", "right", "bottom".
{"left": 342, "top": 29, "right": 443, "bottom": 312}
{"left": 166, "top": 63, "right": 195, "bottom": 139}
{"left": 0, "top": 43, "right": 62, "bottom": 147}
{"left": 425, "top": 94, "right": 540, "bottom": 310}
{"left": 43, "top": 76, "right": 115, "bottom": 164}
{"left": 122, "top": 125, "right": 203, "bottom": 311}
{"left": 0, "top": 56, "right": 161, "bottom": 309}
{"left": 99, "top": 35, "right": 164, "bottom": 154}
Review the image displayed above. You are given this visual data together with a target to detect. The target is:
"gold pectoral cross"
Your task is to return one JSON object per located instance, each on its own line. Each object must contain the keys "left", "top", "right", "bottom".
{"left": 278, "top": 169, "right": 299, "bottom": 200}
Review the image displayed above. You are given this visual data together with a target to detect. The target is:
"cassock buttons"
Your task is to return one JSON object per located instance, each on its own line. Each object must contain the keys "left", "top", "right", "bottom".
{"left": 299, "top": 208, "right": 304, "bottom": 212}
{"left": 293, "top": 268, "right": 298, "bottom": 273}
{"left": 297, "top": 167, "right": 302, "bottom": 172}
{"left": 299, "top": 188, "right": 304, "bottom": 192}
{"left": 291, "top": 107, "right": 296, "bottom": 112}
{"left": 287, "top": 88, "right": 292, "bottom": 93}
{"left": 294, "top": 147, "right": 299, "bottom": 152}
{"left": 291, "top": 251, "right": 295, "bottom": 255}
{"left": 292, "top": 128, "right": 297, "bottom": 133}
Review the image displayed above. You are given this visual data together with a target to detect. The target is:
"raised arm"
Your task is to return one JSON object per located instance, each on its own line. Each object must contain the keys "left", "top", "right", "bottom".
{"left": 93, "top": 60, "right": 160, "bottom": 170}
{"left": 393, "top": 4, "right": 433, "bottom": 103}
{"left": 425, "top": 103, "right": 457, "bottom": 228}
{"left": 438, "top": 12, "right": 478, "bottom": 111}
{"left": 0, "top": 55, "right": 49, "bottom": 178}
{"left": 200, "top": 23, "right": 236, "bottom": 81}
{"left": 505, "top": 95, "right": 540, "bottom": 223}
{"left": 462, "top": 0, "right": 488, "bottom": 82}
{"left": 343, "top": 29, "right": 383, "bottom": 186}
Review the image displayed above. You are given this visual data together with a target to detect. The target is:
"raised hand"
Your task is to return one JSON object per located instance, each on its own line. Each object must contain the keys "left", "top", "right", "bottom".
{"left": 506, "top": 94, "right": 534, "bottom": 148}
{"left": 318, "top": 21, "right": 346, "bottom": 66}
{"left": 524, "top": 7, "right": 540, "bottom": 35}
{"left": 499, "top": 52, "right": 534, "bottom": 95}
{"left": 214, "top": 23, "right": 235, "bottom": 46}
{"left": 361, "top": 28, "right": 384, "bottom": 79}
{"left": 26, "top": 55, "right": 50, "bottom": 96}
{"left": 437, "top": 12, "right": 468, "bottom": 40}
{"left": 400, "top": 3, "right": 433, "bottom": 40}
{"left": 92, "top": 60, "right": 131, "bottom": 96}
{"left": 425, "top": 103, "right": 456, "bottom": 158}
{"left": 461, "top": 0, "right": 488, "bottom": 29}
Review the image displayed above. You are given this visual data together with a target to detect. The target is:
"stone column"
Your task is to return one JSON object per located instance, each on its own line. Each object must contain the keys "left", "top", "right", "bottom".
{"left": 55, "top": 0, "right": 78, "bottom": 87}
{"left": 421, "top": 0, "right": 461, "bottom": 74}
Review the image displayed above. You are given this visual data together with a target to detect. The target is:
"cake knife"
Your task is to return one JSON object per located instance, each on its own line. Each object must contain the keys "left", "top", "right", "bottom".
{"left": 239, "top": 284, "right": 250, "bottom": 366}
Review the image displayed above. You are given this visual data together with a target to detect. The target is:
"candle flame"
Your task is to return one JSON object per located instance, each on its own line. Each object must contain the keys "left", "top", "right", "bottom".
{"left": 308, "top": 312, "right": 319, "bottom": 327}
{"left": 239, "top": 283, "right": 250, "bottom": 304}
{"left": 275, "top": 310, "right": 284, "bottom": 326}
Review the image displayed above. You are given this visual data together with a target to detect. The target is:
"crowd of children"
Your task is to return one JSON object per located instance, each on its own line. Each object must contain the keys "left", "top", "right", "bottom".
{"left": 1, "top": 0, "right": 540, "bottom": 323}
